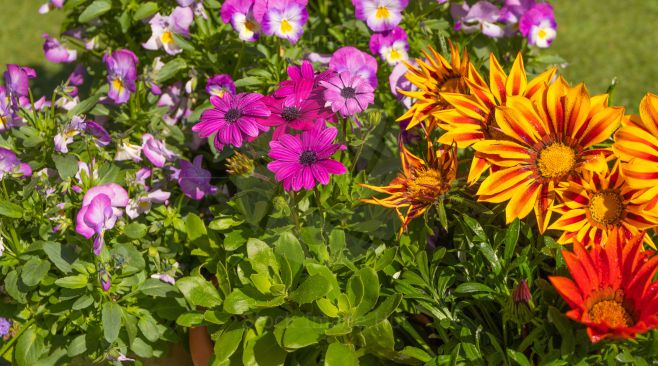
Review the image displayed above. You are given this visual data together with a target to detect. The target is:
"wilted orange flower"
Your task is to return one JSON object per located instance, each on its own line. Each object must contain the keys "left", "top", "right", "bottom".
{"left": 473, "top": 78, "right": 623, "bottom": 232}
{"left": 360, "top": 141, "right": 457, "bottom": 233}
{"left": 397, "top": 43, "right": 470, "bottom": 132}
{"left": 436, "top": 53, "right": 556, "bottom": 184}
{"left": 549, "top": 233, "right": 658, "bottom": 343}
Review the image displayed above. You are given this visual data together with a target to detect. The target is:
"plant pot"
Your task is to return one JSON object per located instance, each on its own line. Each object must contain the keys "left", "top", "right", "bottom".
{"left": 189, "top": 326, "right": 213, "bottom": 366}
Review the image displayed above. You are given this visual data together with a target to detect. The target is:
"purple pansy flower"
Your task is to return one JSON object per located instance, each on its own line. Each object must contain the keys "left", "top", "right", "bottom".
{"left": 369, "top": 26, "right": 409, "bottom": 65}
{"left": 320, "top": 72, "right": 375, "bottom": 117}
{"left": 134, "top": 167, "right": 152, "bottom": 188}
{"left": 158, "top": 82, "right": 191, "bottom": 125}
{"left": 39, "top": 0, "right": 64, "bottom": 13}
{"left": 221, "top": 0, "right": 263, "bottom": 42}
{"left": 206, "top": 74, "right": 236, "bottom": 97}
{"left": 151, "top": 273, "right": 176, "bottom": 285}
{"left": 4, "top": 65, "right": 36, "bottom": 107}
{"left": 261, "top": 0, "right": 309, "bottom": 44}
{"left": 519, "top": 3, "right": 556, "bottom": 48}
{"left": 76, "top": 183, "right": 129, "bottom": 255}
{"left": 85, "top": 121, "right": 111, "bottom": 147}
{"left": 103, "top": 49, "right": 139, "bottom": 104}
{"left": 267, "top": 124, "right": 346, "bottom": 191}
{"left": 99, "top": 266, "right": 111, "bottom": 292}
{"left": 329, "top": 46, "right": 378, "bottom": 89}
{"left": 352, "top": 0, "right": 408, "bottom": 32}
{"left": 177, "top": 0, "right": 207, "bottom": 19}
{"left": 126, "top": 189, "right": 170, "bottom": 219}
{"left": 0, "top": 148, "right": 31, "bottom": 179}
{"left": 176, "top": 155, "right": 217, "bottom": 200}
{"left": 142, "top": 133, "right": 177, "bottom": 168}
{"left": 42, "top": 33, "right": 77, "bottom": 63}
{"left": 193, "top": 92, "right": 271, "bottom": 151}
{"left": 0, "top": 318, "right": 11, "bottom": 337}
{"left": 143, "top": 7, "right": 194, "bottom": 55}
{"left": 450, "top": 1, "right": 505, "bottom": 38}
{"left": 0, "top": 87, "right": 24, "bottom": 131}
{"left": 54, "top": 115, "right": 86, "bottom": 153}
{"left": 389, "top": 61, "right": 417, "bottom": 109}
{"left": 499, "top": 0, "right": 534, "bottom": 24}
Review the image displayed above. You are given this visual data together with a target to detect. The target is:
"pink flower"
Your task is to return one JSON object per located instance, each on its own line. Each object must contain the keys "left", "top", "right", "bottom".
{"left": 389, "top": 61, "right": 417, "bottom": 108}
{"left": 142, "top": 133, "right": 177, "bottom": 168}
{"left": 193, "top": 92, "right": 270, "bottom": 151}
{"left": 273, "top": 60, "right": 331, "bottom": 105}
{"left": 369, "top": 26, "right": 409, "bottom": 65}
{"left": 75, "top": 183, "right": 129, "bottom": 255}
{"left": 221, "top": 0, "right": 263, "bottom": 42}
{"left": 329, "top": 46, "right": 378, "bottom": 88}
{"left": 519, "top": 3, "right": 556, "bottom": 48}
{"left": 42, "top": 33, "right": 77, "bottom": 63}
{"left": 320, "top": 72, "right": 375, "bottom": 117}
{"left": 0, "top": 147, "right": 31, "bottom": 179}
{"left": 126, "top": 189, "right": 170, "bottom": 218}
{"left": 267, "top": 124, "right": 346, "bottom": 191}
{"left": 206, "top": 74, "right": 236, "bottom": 97}
{"left": 176, "top": 155, "right": 217, "bottom": 200}
{"left": 262, "top": 95, "right": 332, "bottom": 138}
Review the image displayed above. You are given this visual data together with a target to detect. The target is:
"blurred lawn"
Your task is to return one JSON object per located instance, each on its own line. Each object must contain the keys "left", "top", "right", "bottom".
{"left": 1, "top": 1, "right": 658, "bottom": 112}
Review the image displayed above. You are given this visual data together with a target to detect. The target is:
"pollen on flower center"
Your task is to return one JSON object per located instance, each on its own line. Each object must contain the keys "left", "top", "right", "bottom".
{"left": 589, "top": 300, "right": 634, "bottom": 328}
{"left": 341, "top": 86, "right": 356, "bottom": 99}
{"left": 589, "top": 190, "right": 624, "bottom": 225}
{"left": 161, "top": 31, "right": 174, "bottom": 44}
{"left": 537, "top": 29, "right": 547, "bottom": 39}
{"left": 375, "top": 5, "right": 390, "bottom": 19}
{"left": 244, "top": 19, "right": 257, "bottom": 32}
{"left": 280, "top": 19, "right": 293, "bottom": 34}
{"left": 389, "top": 48, "right": 401, "bottom": 60}
{"left": 224, "top": 108, "right": 242, "bottom": 123}
{"left": 281, "top": 106, "right": 301, "bottom": 121}
{"left": 299, "top": 150, "right": 318, "bottom": 166}
{"left": 536, "top": 143, "right": 576, "bottom": 179}
{"left": 407, "top": 169, "right": 444, "bottom": 202}
{"left": 112, "top": 78, "right": 124, "bottom": 92}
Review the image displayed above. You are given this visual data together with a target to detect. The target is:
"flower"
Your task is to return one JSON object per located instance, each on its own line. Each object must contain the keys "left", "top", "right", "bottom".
{"left": 437, "top": 53, "right": 556, "bottom": 184}
{"left": 519, "top": 3, "right": 556, "bottom": 48}
{"left": 549, "top": 233, "right": 658, "bottom": 342}
{"left": 320, "top": 72, "right": 375, "bottom": 117}
{"left": 261, "top": 0, "right": 309, "bottom": 43}
{"left": 221, "top": 0, "right": 263, "bottom": 42}
{"left": 193, "top": 92, "right": 270, "bottom": 151}
{"left": 126, "top": 189, "right": 170, "bottom": 218}
{"left": 262, "top": 94, "right": 332, "bottom": 138}
{"left": 361, "top": 141, "right": 457, "bottom": 233}
{"left": 3, "top": 64, "right": 36, "bottom": 103}
{"left": 176, "top": 155, "right": 217, "bottom": 200}
{"left": 329, "top": 46, "right": 378, "bottom": 88}
{"left": 369, "top": 26, "right": 409, "bottom": 65}
{"left": 274, "top": 60, "right": 331, "bottom": 105}
{"left": 142, "top": 133, "right": 177, "bottom": 168}
{"left": 85, "top": 121, "right": 111, "bottom": 147}
{"left": 450, "top": 1, "right": 505, "bottom": 38}
{"left": 99, "top": 266, "right": 111, "bottom": 292}
{"left": 177, "top": 0, "right": 207, "bottom": 18}
{"left": 54, "top": 115, "right": 86, "bottom": 153}
{"left": 389, "top": 61, "right": 417, "bottom": 109}
{"left": 0, "top": 148, "right": 31, "bottom": 179}
{"left": 549, "top": 163, "right": 658, "bottom": 248}
{"left": 206, "top": 74, "right": 236, "bottom": 97}
{"left": 151, "top": 273, "right": 176, "bottom": 285}
{"left": 0, "top": 87, "right": 24, "bottom": 131}
{"left": 473, "top": 79, "right": 623, "bottom": 232}
{"left": 498, "top": 0, "right": 535, "bottom": 24}
{"left": 352, "top": 0, "right": 409, "bottom": 32}
{"left": 226, "top": 151, "right": 255, "bottom": 177}
{"left": 0, "top": 318, "right": 11, "bottom": 337}
{"left": 42, "top": 33, "right": 77, "bottom": 63}
{"left": 397, "top": 43, "right": 471, "bottom": 131}
{"left": 103, "top": 49, "right": 139, "bottom": 104}
{"left": 75, "top": 183, "right": 129, "bottom": 255}
{"left": 39, "top": 0, "right": 64, "bottom": 13}
{"left": 267, "top": 124, "right": 346, "bottom": 191}
{"left": 114, "top": 139, "right": 143, "bottom": 162}
{"left": 158, "top": 82, "right": 191, "bottom": 125}
{"left": 613, "top": 93, "right": 658, "bottom": 210}
{"left": 143, "top": 7, "right": 194, "bottom": 55}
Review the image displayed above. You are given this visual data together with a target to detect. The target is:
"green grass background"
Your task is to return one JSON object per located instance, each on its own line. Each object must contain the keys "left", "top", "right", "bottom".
{"left": 2, "top": 0, "right": 658, "bottom": 112}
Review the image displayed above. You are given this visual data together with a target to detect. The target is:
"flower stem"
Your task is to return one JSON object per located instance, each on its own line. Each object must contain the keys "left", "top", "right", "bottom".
{"left": 0, "top": 318, "right": 36, "bottom": 358}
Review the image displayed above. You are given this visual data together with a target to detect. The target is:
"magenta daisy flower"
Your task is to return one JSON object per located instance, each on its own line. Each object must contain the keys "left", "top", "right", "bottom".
{"left": 193, "top": 92, "right": 270, "bottom": 150}
{"left": 262, "top": 95, "right": 332, "bottom": 138}
{"left": 267, "top": 124, "right": 346, "bottom": 191}
{"left": 273, "top": 60, "right": 331, "bottom": 105}
{"left": 320, "top": 72, "right": 374, "bottom": 117}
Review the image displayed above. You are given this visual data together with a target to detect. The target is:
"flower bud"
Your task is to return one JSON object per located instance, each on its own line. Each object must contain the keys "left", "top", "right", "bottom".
{"left": 226, "top": 152, "right": 254, "bottom": 177}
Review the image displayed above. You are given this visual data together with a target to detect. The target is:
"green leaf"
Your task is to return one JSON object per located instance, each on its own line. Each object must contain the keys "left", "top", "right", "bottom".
{"left": 325, "top": 343, "right": 359, "bottom": 366}
{"left": 400, "top": 346, "right": 433, "bottom": 362}
{"left": 176, "top": 312, "right": 204, "bottom": 327}
{"left": 67, "top": 334, "right": 87, "bottom": 357}
{"left": 247, "top": 238, "right": 279, "bottom": 275}
{"left": 454, "top": 282, "right": 493, "bottom": 296}
{"left": 289, "top": 275, "right": 331, "bottom": 305}
{"left": 354, "top": 294, "right": 402, "bottom": 327}
{"left": 42, "top": 241, "right": 74, "bottom": 273}
{"left": 223, "top": 288, "right": 257, "bottom": 314}
{"left": 102, "top": 302, "right": 122, "bottom": 343}
{"left": 361, "top": 320, "right": 395, "bottom": 357}
{"left": 506, "top": 349, "right": 531, "bottom": 366}
{"left": 52, "top": 154, "right": 78, "bottom": 179}
{"left": 14, "top": 326, "right": 45, "bottom": 366}
{"left": 124, "top": 222, "right": 147, "bottom": 239}
{"left": 242, "top": 332, "right": 286, "bottom": 366}
{"left": 21, "top": 258, "right": 50, "bottom": 287}
{"left": 213, "top": 325, "right": 244, "bottom": 363}
{"left": 328, "top": 229, "right": 346, "bottom": 257}
{"left": 157, "top": 58, "right": 187, "bottom": 83}
{"left": 316, "top": 298, "right": 339, "bottom": 317}
{"left": 78, "top": 0, "right": 112, "bottom": 22}
{"left": 274, "top": 233, "right": 304, "bottom": 286}
{"left": 138, "top": 314, "right": 160, "bottom": 342}
{"left": 276, "top": 316, "right": 329, "bottom": 350}
{"left": 139, "top": 278, "right": 178, "bottom": 297}
{"left": 54, "top": 274, "right": 88, "bottom": 289}
{"left": 0, "top": 200, "right": 23, "bottom": 218}
{"left": 354, "top": 267, "right": 379, "bottom": 317}
{"left": 72, "top": 295, "right": 94, "bottom": 310}
{"left": 4, "top": 270, "right": 27, "bottom": 303}
{"left": 504, "top": 219, "right": 520, "bottom": 262}
{"left": 176, "top": 276, "right": 222, "bottom": 308}
{"left": 133, "top": 1, "right": 158, "bottom": 20}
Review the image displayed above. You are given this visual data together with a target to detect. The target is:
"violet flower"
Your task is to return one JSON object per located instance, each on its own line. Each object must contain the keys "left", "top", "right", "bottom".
{"left": 75, "top": 183, "right": 129, "bottom": 255}
{"left": 0, "top": 318, "right": 11, "bottom": 337}
{"left": 176, "top": 155, "right": 217, "bottom": 200}
{"left": 103, "top": 49, "right": 139, "bottom": 104}
{"left": 134, "top": 167, "right": 152, "bottom": 188}
{"left": 519, "top": 3, "right": 556, "bottom": 48}
{"left": 158, "top": 82, "right": 191, "bottom": 125}
{"left": 0, "top": 87, "right": 24, "bottom": 131}
{"left": 38, "top": 0, "right": 64, "bottom": 14}
{"left": 329, "top": 46, "right": 378, "bottom": 88}
{"left": 206, "top": 74, "right": 236, "bottom": 98}
{"left": 177, "top": 0, "right": 208, "bottom": 19}
{"left": 99, "top": 266, "right": 111, "bottom": 292}
{"left": 115, "top": 139, "right": 143, "bottom": 162}
{"left": 0, "top": 148, "right": 31, "bottom": 179}
{"left": 221, "top": 0, "right": 263, "bottom": 42}
{"left": 450, "top": 1, "right": 505, "bottom": 38}
{"left": 151, "top": 273, "right": 176, "bottom": 285}
{"left": 54, "top": 116, "right": 86, "bottom": 153}
{"left": 85, "top": 121, "right": 111, "bottom": 147}
{"left": 42, "top": 33, "right": 77, "bottom": 63}
{"left": 261, "top": 0, "right": 309, "bottom": 44}
{"left": 142, "top": 133, "right": 177, "bottom": 168}
{"left": 389, "top": 61, "right": 417, "bottom": 109}
{"left": 499, "top": 0, "right": 535, "bottom": 24}
{"left": 3, "top": 65, "right": 36, "bottom": 107}
{"left": 352, "top": 0, "right": 408, "bottom": 32}
{"left": 143, "top": 7, "right": 194, "bottom": 55}
{"left": 126, "top": 189, "right": 170, "bottom": 219}
{"left": 369, "top": 26, "right": 409, "bottom": 65}
{"left": 320, "top": 72, "right": 375, "bottom": 117}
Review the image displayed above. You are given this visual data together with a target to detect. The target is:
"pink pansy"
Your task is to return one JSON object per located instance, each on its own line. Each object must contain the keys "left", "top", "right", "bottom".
{"left": 206, "top": 74, "right": 236, "bottom": 98}
{"left": 329, "top": 46, "right": 378, "bottom": 88}
{"left": 142, "top": 133, "right": 177, "bottom": 168}
{"left": 221, "top": 0, "right": 263, "bottom": 42}
{"left": 267, "top": 124, "right": 346, "bottom": 191}
{"left": 54, "top": 116, "right": 86, "bottom": 153}
{"left": 42, "top": 33, "right": 77, "bottom": 63}
{"left": 352, "top": 0, "right": 408, "bottom": 32}
{"left": 369, "top": 26, "right": 409, "bottom": 65}
{"left": 104, "top": 49, "right": 138, "bottom": 104}
{"left": 75, "top": 183, "right": 129, "bottom": 255}
{"left": 158, "top": 82, "right": 191, "bottom": 125}
{"left": 143, "top": 7, "right": 194, "bottom": 55}
{"left": 320, "top": 71, "right": 375, "bottom": 117}
{"left": 519, "top": 3, "right": 556, "bottom": 47}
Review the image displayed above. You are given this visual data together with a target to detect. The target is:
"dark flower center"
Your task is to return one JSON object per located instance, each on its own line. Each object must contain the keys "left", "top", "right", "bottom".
{"left": 341, "top": 86, "right": 356, "bottom": 99}
{"left": 281, "top": 106, "right": 301, "bottom": 121}
{"left": 299, "top": 150, "right": 318, "bottom": 166}
{"left": 224, "top": 108, "right": 242, "bottom": 123}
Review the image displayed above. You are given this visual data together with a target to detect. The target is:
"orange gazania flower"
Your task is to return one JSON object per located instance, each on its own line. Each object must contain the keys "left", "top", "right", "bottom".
{"left": 613, "top": 93, "right": 658, "bottom": 210}
{"left": 550, "top": 163, "right": 658, "bottom": 248}
{"left": 437, "top": 53, "right": 556, "bottom": 184}
{"left": 397, "top": 43, "right": 471, "bottom": 132}
{"left": 473, "top": 78, "right": 623, "bottom": 232}
{"left": 360, "top": 141, "right": 457, "bottom": 233}
{"left": 549, "top": 233, "right": 658, "bottom": 343}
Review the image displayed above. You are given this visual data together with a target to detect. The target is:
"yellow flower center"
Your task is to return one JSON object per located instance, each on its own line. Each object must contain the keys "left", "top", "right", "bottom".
{"left": 589, "top": 300, "right": 634, "bottom": 328}
{"left": 408, "top": 169, "right": 444, "bottom": 203}
{"left": 376, "top": 5, "right": 390, "bottom": 19}
{"left": 245, "top": 19, "right": 257, "bottom": 32}
{"left": 0, "top": 115, "right": 7, "bottom": 129}
{"left": 280, "top": 19, "right": 293, "bottom": 34}
{"left": 536, "top": 143, "right": 576, "bottom": 179}
{"left": 537, "top": 29, "right": 547, "bottom": 39}
{"left": 588, "top": 191, "right": 624, "bottom": 225}
{"left": 161, "top": 31, "right": 174, "bottom": 44}
{"left": 112, "top": 78, "right": 124, "bottom": 92}
{"left": 389, "top": 48, "right": 401, "bottom": 61}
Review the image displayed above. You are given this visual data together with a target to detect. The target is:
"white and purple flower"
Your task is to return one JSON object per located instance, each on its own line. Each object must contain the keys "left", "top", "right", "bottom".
{"left": 221, "top": 0, "right": 263, "bottom": 42}
{"left": 206, "top": 74, "right": 236, "bottom": 97}
{"left": 261, "top": 0, "right": 309, "bottom": 44}
{"left": 42, "top": 33, "right": 77, "bottom": 63}
{"left": 369, "top": 26, "right": 409, "bottom": 65}
{"left": 450, "top": 1, "right": 505, "bottom": 38}
{"left": 0, "top": 148, "right": 31, "bottom": 179}
{"left": 352, "top": 0, "right": 408, "bottom": 32}
{"left": 38, "top": 0, "right": 64, "bottom": 14}
{"left": 54, "top": 115, "right": 86, "bottom": 153}
{"left": 519, "top": 3, "right": 556, "bottom": 48}
{"left": 141, "top": 133, "right": 177, "bottom": 168}
{"left": 103, "top": 49, "right": 139, "bottom": 104}
{"left": 143, "top": 7, "right": 194, "bottom": 55}
{"left": 126, "top": 189, "right": 170, "bottom": 219}
{"left": 75, "top": 183, "right": 129, "bottom": 255}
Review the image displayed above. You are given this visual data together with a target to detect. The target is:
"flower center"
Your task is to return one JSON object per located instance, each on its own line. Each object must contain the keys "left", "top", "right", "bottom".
{"left": 407, "top": 169, "right": 444, "bottom": 203}
{"left": 244, "top": 19, "right": 257, "bottom": 32}
{"left": 388, "top": 48, "right": 401, "bottom": 61}
{"left": 589, "top": 190, "right": 624, "bottom": 225}
{"left": 280, "top": 19, "right": 293, "bottom": 34}
{"left": 112, "top": 78, "right": 124, "bottom": 92}
{"left": 536, "top": 143, "right": 576, "bottom": 179}
{"left": 224, "top": 108, "right": 242, "bottom": 123}
{"left": 281, "top": 106, "right": 301, "bottom": 121}
{"left": 341, "top": 86, "right": 356, "bottom": 99}
{"left": 537, "top": 29, "right": 547, "bottom": 39}
{"left": 299, "top": 150, "right": 318, "bottom": 166}
{"left": 161, "top": 31, "right": 174, "bottom": 45}
{"left": 589, "top": 300, "right": 634, "bottom": 328}
{"left": 376, "top": 5, "right": 390, "bottom": 19}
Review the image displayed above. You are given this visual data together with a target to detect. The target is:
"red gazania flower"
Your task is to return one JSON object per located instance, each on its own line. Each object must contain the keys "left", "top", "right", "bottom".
{"left": 549, "top": 233, "right": 658, "bottom": 342}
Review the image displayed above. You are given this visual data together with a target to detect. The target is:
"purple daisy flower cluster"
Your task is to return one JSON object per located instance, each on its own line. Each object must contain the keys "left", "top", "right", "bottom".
{"left": 220, "top": 0, "right": 310, "bottom": 44}
{"left": 451, "top": 0, "right": 557, "bottom": 47}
